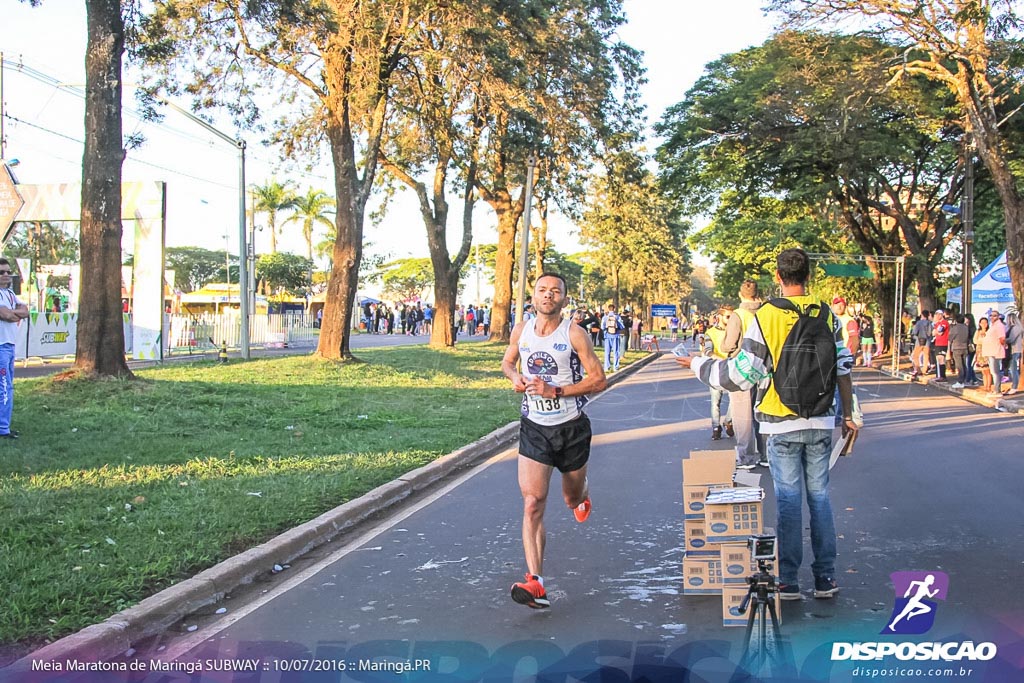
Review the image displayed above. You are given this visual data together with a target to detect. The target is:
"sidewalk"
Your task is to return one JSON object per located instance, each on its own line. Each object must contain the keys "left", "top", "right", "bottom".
{"left": 873, "top": 349, "right": 1024, "bottom": 415}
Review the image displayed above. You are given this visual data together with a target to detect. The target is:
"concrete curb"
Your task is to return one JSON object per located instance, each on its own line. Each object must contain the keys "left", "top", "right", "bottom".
{"left": 7, "top": 350, "right": 659, "bottom": 671}
{"left": 878, "top": 367, "right": 1024, "bottom": 416}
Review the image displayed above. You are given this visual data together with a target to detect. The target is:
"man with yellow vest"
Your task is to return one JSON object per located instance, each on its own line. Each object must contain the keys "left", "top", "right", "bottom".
{"left": 702, "top": 306, "right": 734, "bottom": 440}
{"left": 722, "top": 280, "right": 763, "bottom": 469}
{"left": 678, "top": 249, "right": 858, "bottom": 601}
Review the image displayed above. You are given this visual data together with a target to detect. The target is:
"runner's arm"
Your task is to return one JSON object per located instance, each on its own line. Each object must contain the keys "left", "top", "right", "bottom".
{"left": 501, "top": 322, "right": 529, "bottom": 393}
{"left": 563, "top": 323, "right": 607, "bottom": 398}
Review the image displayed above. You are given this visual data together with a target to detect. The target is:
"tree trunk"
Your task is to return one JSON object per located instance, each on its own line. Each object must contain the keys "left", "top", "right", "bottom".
{"left": 431, "top": 269, "right": 458, "bottom": 348}
{"left": 315, "top": 127, "right": 362, "bottom": 361}
{"left": 488, "top": 204, "right": 521, "bottom": 343}
{"left": 959, "top": 74, "right": 1024, "bottom": 318}
{"left": 612, "top": 263, "right": 620, "bottom": 309}
{"left": 914, "top": 265, "right": 939, "bottom": 315}
{"left": 74, "top": 0, "right": 132, "bottom": 378}
{"left": 268, "top": 217, "right": 277, "bottom": 254}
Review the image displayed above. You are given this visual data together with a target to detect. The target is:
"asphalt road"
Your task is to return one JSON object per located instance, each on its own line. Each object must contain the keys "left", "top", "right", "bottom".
{"left": 28, "top": 356, "right": 1024, "bottom": 682}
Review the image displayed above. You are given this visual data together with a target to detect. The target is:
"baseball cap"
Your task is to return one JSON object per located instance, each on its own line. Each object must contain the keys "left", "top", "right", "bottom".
{"left": 832, "top": 296, "right": 847, "bottom": 305}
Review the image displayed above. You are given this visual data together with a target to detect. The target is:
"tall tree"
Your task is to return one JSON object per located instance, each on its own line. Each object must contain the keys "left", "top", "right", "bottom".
{"left": 251, "top": 180, "right": 298, "bottom": 255}
{"left": 377, "top": 257, "right": 434, "bottom": 303}
{"left": 166, "top": 246, "right": 235, "bottom": 292}
{"left": 74, "top": 0, "right": 132, "bottom": 378}
{"left": 768, "top": 0, "right": 1024, "bottom": 319}
{"left": 140, "top": 1, "right": 424, "bottom": 360}
{"left": 285, "top": 188, "right": 335, "bottom": 261}
{"left": 5, "top": 221, "right": 79, "bottom": 265}
{"left": 474, "top": 0, "right": 645, "bottom": 343}
{"left": 656, "top": 31, "right": 965, "bottom": 339}
{"left": 255, "top": 252, "right": 315, "bottom": 295}
{"left": 582, "top": 149, "right": 691, "bottom": 311}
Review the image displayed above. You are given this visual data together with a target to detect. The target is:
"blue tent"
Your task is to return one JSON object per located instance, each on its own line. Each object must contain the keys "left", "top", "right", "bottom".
{"left": 946, "top": 251, "right": 1016, "bottom": 317}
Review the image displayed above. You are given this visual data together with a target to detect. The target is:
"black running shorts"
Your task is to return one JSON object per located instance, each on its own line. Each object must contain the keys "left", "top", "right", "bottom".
{"left": 519, "top": 413, "right": 592, "bottom": 473}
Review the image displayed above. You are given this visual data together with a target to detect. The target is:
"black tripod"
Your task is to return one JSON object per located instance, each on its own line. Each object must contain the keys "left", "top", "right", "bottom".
{"left": 738, "top": 559, "right": 782, "bottom": 673}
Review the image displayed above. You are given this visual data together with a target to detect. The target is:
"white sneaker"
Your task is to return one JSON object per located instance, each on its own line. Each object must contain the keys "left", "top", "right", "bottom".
{"left": 951, "top": 382, "right": 964, "bottom": 389}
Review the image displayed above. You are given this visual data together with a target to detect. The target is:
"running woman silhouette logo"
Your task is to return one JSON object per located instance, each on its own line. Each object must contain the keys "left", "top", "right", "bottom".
{"left": 882, "top": 571, "right": 949, "bottom": 635}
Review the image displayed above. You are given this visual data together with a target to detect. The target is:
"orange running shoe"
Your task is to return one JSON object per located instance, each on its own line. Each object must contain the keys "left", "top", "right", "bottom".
{"left": 573, "top": 497, "right": 592, "bottom": 523}
{"left": 511, "top": 573, "right": 550, "bottom": 609}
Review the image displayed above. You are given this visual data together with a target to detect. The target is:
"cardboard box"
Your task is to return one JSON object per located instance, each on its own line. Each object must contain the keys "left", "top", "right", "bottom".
{"left": 682, "top": 554, "right": 722, "bottom": 595}
{"left": 683, "top": 484, "right": 732, "bottom": 519}
{"left": 684, "top": 518, "right": 721, "bottom": 555}
{"left": 719, "top": 541, "right": 777, "bottom": 584}
{"left": 703, "top": 487, "right": 764, "bottom": 543}
{"left": 682, "top": 451, "right": 735, "bottom": 519}
{"left": 722, "top": 583, "right": 782, "bottom": 627}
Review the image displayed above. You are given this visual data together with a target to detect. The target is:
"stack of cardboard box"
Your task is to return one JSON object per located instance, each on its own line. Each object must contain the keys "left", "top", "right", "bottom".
{"left": 680, "top": 450, "right": 780, "bottom": 626}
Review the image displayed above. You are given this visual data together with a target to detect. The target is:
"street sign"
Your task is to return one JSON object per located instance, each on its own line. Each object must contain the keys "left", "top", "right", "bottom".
{"left": 651, "top": 304, "right": 677, "bottom": 317}
{"left": 0, "top": 163, "right": 25, "bottom": 241}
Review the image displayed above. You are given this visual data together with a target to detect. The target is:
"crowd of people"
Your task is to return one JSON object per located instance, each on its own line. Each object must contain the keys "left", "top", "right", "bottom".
{"left": 906, "top": 307, "right": 1021, "bottom": 395}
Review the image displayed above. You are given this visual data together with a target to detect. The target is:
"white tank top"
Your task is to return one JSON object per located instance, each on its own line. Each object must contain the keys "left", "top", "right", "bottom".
{"left": 519, "top": 317, "right": 586, "bottom": 426}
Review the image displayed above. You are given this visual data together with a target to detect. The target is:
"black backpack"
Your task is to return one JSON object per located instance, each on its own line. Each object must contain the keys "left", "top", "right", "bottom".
{"left": 768, "top": 298, "right": 837, "bottom": 418}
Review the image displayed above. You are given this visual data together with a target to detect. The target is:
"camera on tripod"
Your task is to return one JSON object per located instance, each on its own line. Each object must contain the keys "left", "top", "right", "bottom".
{"left": 748, "top": 533, "right": 776, "bottom": 563}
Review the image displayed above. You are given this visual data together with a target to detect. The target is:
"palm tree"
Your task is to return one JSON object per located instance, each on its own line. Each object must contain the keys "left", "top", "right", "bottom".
{"left": 285, "top": 188, "right": 335, "bottom": 260}
{"left": 251, "top": 180, "right": 298, "bottom": 254}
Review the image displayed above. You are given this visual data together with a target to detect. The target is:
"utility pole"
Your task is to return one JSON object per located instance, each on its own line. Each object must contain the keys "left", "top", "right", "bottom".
{"left": 155, "top": 98, "right": 250, "bottom": 358}
{"left": 515, "top": 154, "right": 537, "bottom": 324}
{"left": 962, "top": 138, "right": 975, "bottom": 314}
{"left": 1, "top": 52, "right": 6, "bottom": 161}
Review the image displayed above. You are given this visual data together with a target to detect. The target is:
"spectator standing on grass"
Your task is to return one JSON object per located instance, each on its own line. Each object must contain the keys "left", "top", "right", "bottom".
{"left": 631, "top": 312, "right": 643, "bottom": 351}
{"left": 600, "top": 304, "right": 624, "bottom": 373}
{"left": 620, "top": 308, "right": 633, "bottom": 355}
{"left": 677, "top": 248, "right": 857, "bottom": 602}
{"left": 948, "top": 314, "right": 970, "bottom": 389}
{"left": 0, "top": 258, "right": 28, "bottom": 440}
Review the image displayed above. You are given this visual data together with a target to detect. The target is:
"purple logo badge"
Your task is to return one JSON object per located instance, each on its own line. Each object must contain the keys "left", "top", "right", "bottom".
{"left": 882, "top": 571, "right": 948, "bottom": 635}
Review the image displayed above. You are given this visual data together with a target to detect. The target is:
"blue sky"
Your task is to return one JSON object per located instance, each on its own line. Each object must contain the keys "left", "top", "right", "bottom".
{"left": 1, "top": 1, "right": 775, "bottom": 265}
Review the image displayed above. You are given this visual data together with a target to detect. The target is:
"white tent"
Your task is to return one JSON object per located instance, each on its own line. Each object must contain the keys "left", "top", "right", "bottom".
{"left": 946, "top": 250, "right": 1016, "bottom": 319}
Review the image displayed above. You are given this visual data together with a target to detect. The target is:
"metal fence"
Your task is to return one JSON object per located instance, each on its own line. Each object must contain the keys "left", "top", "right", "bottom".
{"left": 167, "top": 312, "right": 318, "bottom": 355}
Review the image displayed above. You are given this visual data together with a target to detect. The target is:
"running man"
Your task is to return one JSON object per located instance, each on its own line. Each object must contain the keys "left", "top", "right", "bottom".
{"left": 501, "top": 273, "right": 608, "bottom": 609}
{"left": 888, "top": 574, "right": 940, "bottom": 631}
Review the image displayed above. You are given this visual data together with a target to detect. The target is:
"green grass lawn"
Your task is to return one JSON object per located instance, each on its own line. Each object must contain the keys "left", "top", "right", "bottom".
{"left": 1, "top": 342, "right": 645, "bottom": 647}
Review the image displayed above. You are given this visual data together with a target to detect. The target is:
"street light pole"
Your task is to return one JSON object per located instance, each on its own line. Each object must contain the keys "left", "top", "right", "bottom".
{"left": 515, "top": 154, "right": 537, "bottom": 324}
{"left": 157, "top": 98, "right": 250, "bottom": 359}
{"left": 962, "top": 138, "right": 975, "bottom": 315}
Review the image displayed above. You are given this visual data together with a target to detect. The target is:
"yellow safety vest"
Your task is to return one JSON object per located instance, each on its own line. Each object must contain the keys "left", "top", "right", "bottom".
{"left": 735, "top": 307, "right": 755, "bottom": 335}
{"left": 706, "top": 325, "right": 728, "bottom": 359}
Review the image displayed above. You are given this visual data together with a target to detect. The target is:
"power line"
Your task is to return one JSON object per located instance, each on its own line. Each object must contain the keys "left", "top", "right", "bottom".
{"left": 4, "top": 58, "right": 335, "bottom": 187}
{"left": 4, "top": 113, "right": 236, "bottom": 188}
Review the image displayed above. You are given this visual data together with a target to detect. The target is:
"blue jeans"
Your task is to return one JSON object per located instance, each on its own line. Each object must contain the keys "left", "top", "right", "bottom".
{"left": 603, "top": 334, "right": 621, "bottom": 371}
{"left": 710, "top": 386, "right": 730, "bottom": 427}
{"left": 988, "top": 356, "right": 1003, "bottom": 389}
{"left": 1010, "top": 353, "right": 1021, "bottom": 390}
{"left": 0, "top": 343, "right": 14, "bottom": 435}
{"left": 767, "top": 429, "right": 837, "bottom": 585}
